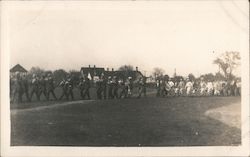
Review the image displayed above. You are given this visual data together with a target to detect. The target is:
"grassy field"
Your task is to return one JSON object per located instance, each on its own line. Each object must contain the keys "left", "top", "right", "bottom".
{"left": 11, "top": 96, "right": 241, "bottom": 146}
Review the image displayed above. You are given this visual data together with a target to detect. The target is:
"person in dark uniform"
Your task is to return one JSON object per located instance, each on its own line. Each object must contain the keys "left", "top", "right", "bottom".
{"left": 112, "top": 76, "right": 119, "bottom": 99}
{"left": 156, "top": 79, "right": 161, "bottom": 97}
{"left": 119, "top": 79, "right": 126, "bottom": 98}
{"left": 107, "top": 76, "right": 114, "bottom": 99}
{"left": 78, "top": 77, "right": 85, "bottom": 99}
{"left": 39, "top": 75, "right": 48, "bottom": 100}
{"left": 59, "top": 78, "right": 68, "bottom": 100}
{"left": 96, "top": 75, "right": 102, "bottom": 99}
{"left": 82, "top": 76, "right": 91, "bottom": 99}
{"left": 47, "top": 73, "right": 57, "bottom": 100}
{"left": 30, "top": 74, "right": 40, "bottom": 101}
{"left": 137, "top": 77, "right": 147, "bottom": 98}
{"left": 21, "top": 74, "right": 31, "bottom": 102}
{"left": 16, "top": 74, "right": 24, "bottom": 103}
{"left": 66, "top": 75, "right": 74, "bottom": 100}
{"left": 102, "top": 75, "right": 108, "bottom": 99}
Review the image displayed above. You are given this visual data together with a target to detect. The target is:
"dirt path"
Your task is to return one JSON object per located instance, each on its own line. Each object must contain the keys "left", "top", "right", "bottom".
{"left": 205, "top": 102, "right": 241, "bottom": 129}
{"left": 11, "top": 100, "right": 94, "bottom": 115}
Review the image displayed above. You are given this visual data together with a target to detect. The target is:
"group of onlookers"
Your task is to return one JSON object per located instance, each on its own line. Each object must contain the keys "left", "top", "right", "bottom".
{"left": 155, "top": 77, "right": 241, "bottom": 97}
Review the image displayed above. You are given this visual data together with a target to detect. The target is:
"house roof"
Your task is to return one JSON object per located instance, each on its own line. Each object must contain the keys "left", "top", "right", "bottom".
{"left": 105, "top": 70, "right": 143, "bottom": 80}
{"left": 10, "top": 64, "right": 28, "bottom": 73}
{"left": 80, "top": 67, "right": 105, "bottom": 78}
{"left": 80, "top": 66, "right": 143, "bottom": 80}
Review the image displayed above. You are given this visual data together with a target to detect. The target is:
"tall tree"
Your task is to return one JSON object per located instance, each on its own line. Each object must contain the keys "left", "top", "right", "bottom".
{"left": 213, "top": 51, "right": 240, "bottom": 80}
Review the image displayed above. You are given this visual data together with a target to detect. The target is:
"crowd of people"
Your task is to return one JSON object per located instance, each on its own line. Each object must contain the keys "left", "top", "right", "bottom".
{"left": 156, "top": 77, "right": 241, "bottom": 97}
{"left": 10, "top": 72, "right": 241, "bottom": 103}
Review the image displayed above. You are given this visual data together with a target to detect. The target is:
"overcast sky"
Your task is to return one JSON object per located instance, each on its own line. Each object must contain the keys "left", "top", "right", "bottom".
{"left": 7, "top": 1, "right": 248, "bottom": 77}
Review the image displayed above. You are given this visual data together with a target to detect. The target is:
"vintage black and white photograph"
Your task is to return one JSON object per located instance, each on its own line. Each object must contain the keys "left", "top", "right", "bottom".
{"left": 1, "top": 0, "right": 249, "bottom": 156}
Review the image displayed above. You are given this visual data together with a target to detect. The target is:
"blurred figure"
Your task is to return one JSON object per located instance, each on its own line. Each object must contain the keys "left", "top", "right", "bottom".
{"left": 137, "top": 77, "right": 147, "bottom": 98}
{"left": 119, "top": 79, "right": 126, "bottom": 98}
{"left": 168, "top": 78, "right": 175, "bottom": 96}
{"left": 206, "top": 80, "right": 214, "bottom": 96}
{"left": 21, "top": 74, "right": 31, "bottom": 102}
{"left": 213, "top": 80, "right": 221, "bottom": 96}
{"left": 39, "top": 75, "right": 48, "bottom": 100}
{"left": 178, "top": 78, "right": 185, "bottom": 96}
{"left": 30, "top": 74, "right": 40, "bottom": 101}
{"left": 112, "top": 76, "right": 119, "bottom": 99}
{"left": 107, "top": 76, "right": 114, "bottom": 99}
{"left": 82, "top": 75, "right": 91, "bottom": 100}
{"left": 47, "top": 73, "right": 57, "bottom": 100}
{"left": 199, "top": 77, "right": 207, "bottom": 96}
{"left": 156, "top": 79, "right": 161, "bottom": 97}
{"left": 78, "top": 77, "right": 85, "bottom": 99}
{"left": 185, "top": 78, "right": 193, "bottom": 96}
{"left": 59, "top": 78, "right": 68, "bottom": 100}
{"left": 66, "top": 75, "right": 74, "bottom": 100}
{"left": 236, "top": 79, "right": 241, "bottom": 96}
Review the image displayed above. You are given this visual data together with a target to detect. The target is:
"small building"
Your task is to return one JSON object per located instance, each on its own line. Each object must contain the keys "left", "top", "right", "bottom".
{"left": 80, "top": 65, "right": 144, "bottom": 81}
{"left": 10, "top": 64, "right": 28, "bottom": 77}
{"left": 80, "top": 65, "right": 105, "bottom": 80}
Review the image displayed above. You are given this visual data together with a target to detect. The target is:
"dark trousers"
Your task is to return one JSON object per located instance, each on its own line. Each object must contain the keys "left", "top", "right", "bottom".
{"left": 83, "top": 88, "right": 90, "bottom": 99}
{"left": 30, "top": 89, "right": 40, "bottom": 101}
{"left": 113, "top": 87, "right": 119, "bottom": 99}
{"left": 39, "top": 89, "right": 48, "bottom": 100}
{"left": 108, "top": 86, "right": 113, "bottom": 99}
{"left": 47, "top": 89, "right": 57, "bottom": 100}
{"left": 59, "top": 89, "right": 68, "bottom": 100}
{"left": 68, "top": 89, "right": 74, "bottom": 100}
{"left": 138, "top": 87, "right": 146, "bottom": 98}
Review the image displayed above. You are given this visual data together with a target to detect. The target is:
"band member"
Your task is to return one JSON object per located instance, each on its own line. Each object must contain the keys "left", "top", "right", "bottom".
{"left": 39, "top": 75, "right": 48, "bottom": 100}
{"left": 59, "top": 78, "right": 68, "bottom": 100}
{"left": 96, "top": 75, "right": 102, "bottom": 99}
{"left": 112, "top": 76, "right": 119, "bottom": 99}
{"left": 126, "top": 77, "right": 133, "bottom": 98}
{"left": 156, "top": 79, "right": 161, "bottom": 97}
{"left": 20, "top": 74, "right": 31, "bottom": 102}
{"left": 82, "top": 76, "right": 91, "bottom": 99}
{"left": 66, "top": 75, "right": 74, "bottom": 100}
{"left": 107, "top": 76, "right": 114, "bottom": 99}
{"left": 119, "top": 79, "right": 126, "bottom": 98}
{"left": 47, "top": 73, "right": 57, "bottom": 100}
{"left": 30, "top": 74, "right": 40, "bottom": 101}
{"left": 78, "top": 77, "right": 85, "bottom": 99}
{"left": 236, "top": 79, "right": 241, "bottom": 96}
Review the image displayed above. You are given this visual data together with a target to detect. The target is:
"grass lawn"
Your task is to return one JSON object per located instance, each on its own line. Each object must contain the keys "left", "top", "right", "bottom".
{"left": 11, "top": 96, "right": 241, "bottom": 146}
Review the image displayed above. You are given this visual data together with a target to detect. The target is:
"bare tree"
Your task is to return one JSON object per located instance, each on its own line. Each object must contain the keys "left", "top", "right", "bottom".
{"left": 152, "top": 67, "right": 165, "bottom": 79}
{"left": 213, "top": 51, "right": 240, "bottom": 80}
{"left": 118, "top": 65, "right": 134, "bottom": 71}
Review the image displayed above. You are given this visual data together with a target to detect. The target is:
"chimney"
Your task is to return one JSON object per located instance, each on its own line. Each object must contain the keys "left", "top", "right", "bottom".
{"left": 136, "top": 66, "right": 138, "bottom": 71}
{"left": 88, "top": 65, "right": 91, "bottom": 68}
{"left": 94, "top": 65, "right": 96, "bottom": 68}
{"left": 112, "top": 68, "right": 114, "bottom": 72}
{"left": 107, "top": 67, "right": 109, "bottom": 71}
